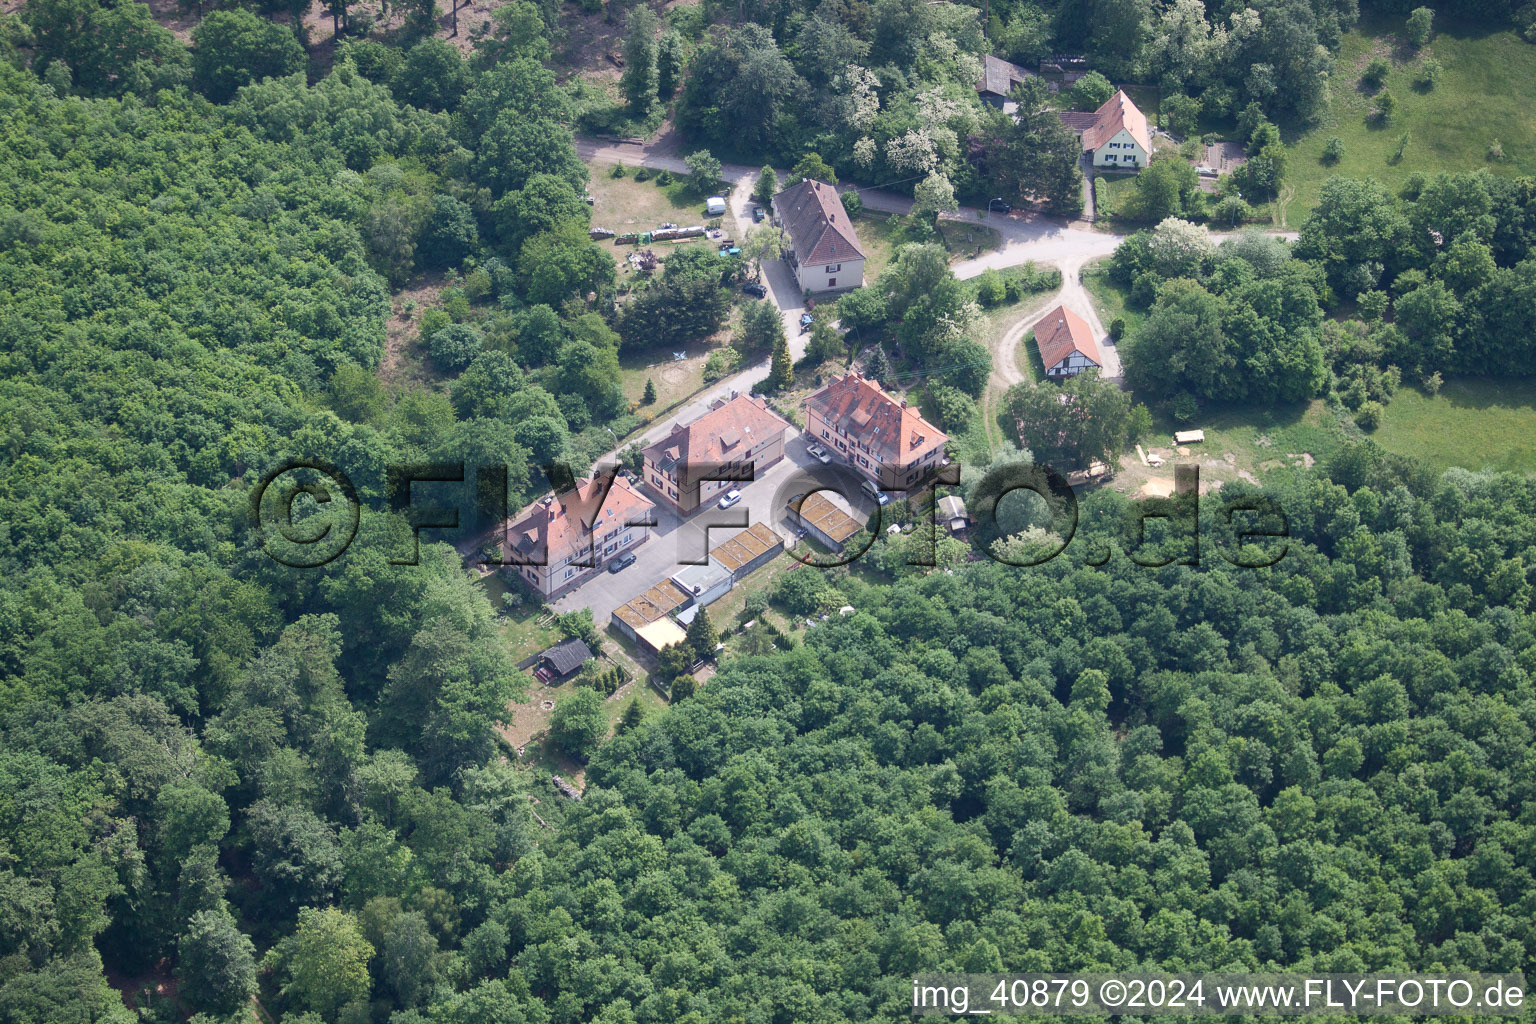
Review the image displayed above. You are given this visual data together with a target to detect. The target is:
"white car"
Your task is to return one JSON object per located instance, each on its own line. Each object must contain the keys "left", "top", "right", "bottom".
{"left": 718, "top": 489, "right": 743, "bottom": 509}
{"left": 806, "top": 444, "right": 832, "bottom": 464}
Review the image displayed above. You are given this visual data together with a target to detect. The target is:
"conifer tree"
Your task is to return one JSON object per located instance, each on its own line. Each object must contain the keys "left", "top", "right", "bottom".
{"left": 686, "top": 608, "right": 719, "bottom": 661}
{"left": 767, "top": 334, "right": 794, "bottom": 390}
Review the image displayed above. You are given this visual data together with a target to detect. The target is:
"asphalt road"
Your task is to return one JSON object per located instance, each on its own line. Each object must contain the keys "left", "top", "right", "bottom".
{"left": 551, "top": 432, "right": 850, "bottom": 626}
{"left": 550, "top": 135, "right": 1299, "bottom": 616}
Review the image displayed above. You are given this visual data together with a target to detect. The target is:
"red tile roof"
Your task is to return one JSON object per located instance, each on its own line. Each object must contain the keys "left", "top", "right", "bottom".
{"left": 773, "top": 179, "right": 865, "bottom": 266}
{"left": 1034, "top": 304, "right": 1102, "bottom": 371}
{"left": 503, "top": 473, "right": 653, "bottom": 567}
{"left": 1080, "top": 89, "right": 1151, "bottom": 155}
{"left": 1057, "top": 110, "right": 1099, "bottom": 132}
{"left": 642, "top": 394, "right": 790, "bottom": 484}
{"left": 804, "top": 372, "right": 948, "bottom": 465}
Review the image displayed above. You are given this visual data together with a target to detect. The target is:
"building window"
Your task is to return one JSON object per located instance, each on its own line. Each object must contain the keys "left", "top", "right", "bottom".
{"left": 827, "top": 264, "right": 841, "bottom": 273}
{"left": 827, "top": 278, "right": 836, "bottom": 288}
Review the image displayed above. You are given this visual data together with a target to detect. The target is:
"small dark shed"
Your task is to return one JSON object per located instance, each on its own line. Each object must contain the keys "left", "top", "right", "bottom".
{"left": 536, "top": 638, "right": 593, "bottom": 683}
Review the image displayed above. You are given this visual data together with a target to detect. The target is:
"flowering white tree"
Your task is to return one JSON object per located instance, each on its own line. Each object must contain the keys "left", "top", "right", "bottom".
{"left": 1149, "top": 217, "right": 1215, "bottom": 278}
{"left": 839, "top": 65, "right": 881, "bottom": 133}
{"left": 885, "top": 130, "right": 939, "bottom": 174}
{"left": 1146, "top": 0, "right": 1218, "bottom": 90}
{"left": 852, "top": 136, "right": 878, "bottom": 169}
{"left": 912, "top": 171, "right": 959, "bottom": 220}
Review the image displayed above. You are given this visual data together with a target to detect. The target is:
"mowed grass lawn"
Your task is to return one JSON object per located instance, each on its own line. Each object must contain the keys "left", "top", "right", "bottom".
{"left": 1081, "top": 260, "right": 1145, "bottom": 336}
{"left": 852, "top": 210, "right": 1003, "bottom": 281}
{"left": 850, "top": 210, "right": 906, "bottom": 280}
{"left": 1093, "top": 171, "right": 1141, "bottom": 220}
{"left": 1374, "top": 379, "right": 1536, "bottom": 475}
{"left": 1281, "top": 15, "right": 1536, "bottom": 223}
{"left": 586, "top": 162, "right": 722, "bottom": 267}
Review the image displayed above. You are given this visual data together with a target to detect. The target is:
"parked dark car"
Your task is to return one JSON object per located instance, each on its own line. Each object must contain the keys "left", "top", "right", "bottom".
{"left": 608, "top": 550, "right": 637, "bottom": 573}
{"left": 742, "top": 281, "right": 767, "bottom": 298}
{"left": 988, "top": 197, "right": 1012, "bottom": 213}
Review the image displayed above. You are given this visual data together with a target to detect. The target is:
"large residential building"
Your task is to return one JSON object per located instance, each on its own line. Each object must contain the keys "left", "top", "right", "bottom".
{"left": 803, "top": 372, "right": 949, "bottom": 492}
{"left": 1059, "top": 89, "right": 1151, "bottom": 170}
{"left": 772, "top": 179, "right": 865, "bottom": 293}
{"left": 501, "top": 474, "right": 654, "bottom": 600}
{"left": 642, "top": 393, "right": 791, "bottom": 515}
{"left": 1034, "top": 304, "right": 1103, "bottom": 379}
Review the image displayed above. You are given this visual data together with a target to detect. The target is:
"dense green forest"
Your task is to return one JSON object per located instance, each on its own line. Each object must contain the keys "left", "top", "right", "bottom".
{"left": 3, "top": 0, "right": 1536, "bottom": 1018}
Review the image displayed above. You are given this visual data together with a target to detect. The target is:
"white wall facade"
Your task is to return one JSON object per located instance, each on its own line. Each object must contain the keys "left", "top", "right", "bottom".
{"left": 1046, "top": 352, "right": 1102, "bottom": 378}
{"left": 796, "top": 259, "right": 865, "bottom": 294}
{"left": 1092, "top": 129, "right": 1147, "bottom": 169}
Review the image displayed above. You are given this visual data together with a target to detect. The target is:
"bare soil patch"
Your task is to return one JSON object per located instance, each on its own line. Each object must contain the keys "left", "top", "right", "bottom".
{"left": 380, "top": 272, "right": 448, "bottom": 388}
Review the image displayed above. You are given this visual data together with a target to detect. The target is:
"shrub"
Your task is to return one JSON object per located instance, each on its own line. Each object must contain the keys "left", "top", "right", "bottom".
{"left": 1213, "top": 195, "right": 1251, "bottom": 227}
{"left": 427, "top": 323, "right": 484, "bottom": 370}
{"left": 1362, "top": 58, "right": 1390, "bottom": 89}
{"left": 1355, "top": 400, "right": 1383, "bottom": 430}
{"left": 549, "top": 689, "right": 606, "bottom": 758}
{"left": 1374, "top": 90, "right": 1397, "bottom": 124}
{"left": 926, "top": 383, "right": 977, "bottom": 431}
{"left": 417, "top": 307, "right": 451, "bottom": 343}
{"left": 1160, "top": 93, "right": 1201, "bottom": 137}
{"left": 1070, "top": 71, "right": 1113, "bottom": 111}
{"left": 611, "top": 163, "right": 627, "bottom": 178}
{"left": 1357, "top": 290, "right": 1389, "bottom": 321}
{"left": 1406, "top": 6, "right": 1434, "bottom": 48}
{"left": 1170, "top": 392, "right": 1199, "bottom": 423}
{"left": 702, "top": 347, "right": 738, "bottom": 382}
{"left": 655, "top": 169, "right": 673, "bottom": 186}
{"left": 684, "top": 150, "right": 723, "bottom": 194}
{"left": 1423, "top": 370, "right": 1443, "bottom": 394}
{"left": 1109, "top": 317, "right": 1125, "bottom": 340}
{"left": 1488, "top": 139, "right": 1505, "bottom": 161}
{"left": 1415, "top": 58, "right": 1440, "bottom": 89}
{"left": 974, "top": 268, "right": 1007, "bottom": 307}
{"left": 1322, "top": 136, "right": 1345, "bottom": 164}
{"left": 840, "top": 190, "right": 862, "bottom": 217}
{"left": 633, "top": 166, "right": 651, "bottom": 182}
